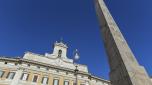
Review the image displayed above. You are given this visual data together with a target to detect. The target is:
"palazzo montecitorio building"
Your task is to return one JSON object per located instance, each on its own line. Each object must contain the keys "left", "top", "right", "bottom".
{"left": 0, "top": 41, "right": 110, "bottom": 85}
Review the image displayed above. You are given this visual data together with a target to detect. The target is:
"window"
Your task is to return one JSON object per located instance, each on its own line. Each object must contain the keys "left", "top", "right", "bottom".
{"left": 15, "top": 63, "right": 18, "bottom": 65}
{"left": 66, "top": 72, "right": 68, "bottom": 75}
{"left": 4, "top": 62, "right": 7, "bottom": 64}
{"left": 41, "top": 77, "right": 49, "bottom": 84}
{"left": 33, "top": 75, "right": 38, "bottom": 82}
{"left": 58, "top": 50, "right": 62, "bottom": 58}
{"left": 0, "top": 70, "right": 4, "bottom": 78}
{"left": 28, "top": 64, "right": 30, "bottom": 67}
{"left": 46, "top": 67, "right": 49, "bottom": 71}
{"left": 7, "top": 72, "right": 15, "bottom": 79}
{"left": 56, "top": 70, "right": 59, "bottom": 73}
{"left": 37, "top": 66, "right": 40, "bottom": 69}
{"left": 73, "top": 82, "right": 76, "bottom": 85}
{"left": 64, "top": 81, "right": 69, "bottom": 85}
{"left": 20, "top": 73, "right": 29, "bottom": 81}
{"left": 53, "top": 79, "right": 59, "bottom": 85}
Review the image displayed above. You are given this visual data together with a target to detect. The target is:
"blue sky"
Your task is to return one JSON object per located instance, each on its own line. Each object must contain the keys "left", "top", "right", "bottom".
{"left": 0, "top": 0, "right": 152, "bottom": 79}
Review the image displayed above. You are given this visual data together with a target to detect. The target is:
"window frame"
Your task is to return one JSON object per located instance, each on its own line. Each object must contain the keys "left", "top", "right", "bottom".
{"left": 64, "top": 80, "right": 69, "bottom": 85}
{"left": 7, "top": 72, "right": 15, "bottom": 79}
{"left": 32, "top": 75, "right": 38, "bottom": 83}
{"left": 0, "top": 70, "right": 5, "bottom": 78}
{"left": 53, "top": 79, "right": 59, "bottom": 85}
{"left": 58, "top": 50, "right": 62, "bottom": 58}
{"left": 20, "top": 73, "right": 29, "bottom": 81}
{"left": 41, "top": 76, "right": 49, "bottom": 84}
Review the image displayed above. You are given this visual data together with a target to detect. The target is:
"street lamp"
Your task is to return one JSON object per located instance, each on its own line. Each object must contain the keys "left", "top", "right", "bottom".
{"left": 73, "top": 49, "right": 80, "bottom": 85}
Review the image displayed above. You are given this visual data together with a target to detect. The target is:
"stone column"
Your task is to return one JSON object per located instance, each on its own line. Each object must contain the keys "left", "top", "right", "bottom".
{"left": 10, "top": 68, "right": 23, "bottom": 85}
{"left": 95, "top": 0, "right": 152, "bottom": 85}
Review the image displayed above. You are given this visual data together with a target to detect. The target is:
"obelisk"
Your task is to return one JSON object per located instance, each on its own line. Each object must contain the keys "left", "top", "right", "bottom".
{"left": 95, "top": 0, "right": 152, "bottom": 85}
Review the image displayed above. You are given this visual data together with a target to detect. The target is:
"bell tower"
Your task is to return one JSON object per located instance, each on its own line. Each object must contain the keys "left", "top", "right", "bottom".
{"left": 53, "top": 41, "right": 68, "bottom": 59}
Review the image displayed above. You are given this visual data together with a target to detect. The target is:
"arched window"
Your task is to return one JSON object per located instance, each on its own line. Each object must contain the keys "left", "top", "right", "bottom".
{"left": 58, "top": 50, "right": 62, "bottom": 58}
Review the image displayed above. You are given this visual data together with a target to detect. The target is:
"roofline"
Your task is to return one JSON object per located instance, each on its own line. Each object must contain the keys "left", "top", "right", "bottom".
{"left": 0, "top": 57, "right": 110, "bottom": 83}
{"left": 25, "top": 51, "right": 88, "bottom": 67}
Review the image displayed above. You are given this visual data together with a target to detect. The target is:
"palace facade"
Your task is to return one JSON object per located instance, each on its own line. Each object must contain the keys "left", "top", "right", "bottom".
{"left": 0, "top": 41, "right": 110, "bottom": 85}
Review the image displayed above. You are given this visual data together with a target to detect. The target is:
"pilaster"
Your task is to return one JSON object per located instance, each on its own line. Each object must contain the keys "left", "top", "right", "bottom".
{"left": 48, "top": 74, "right": 53, "bottom": 85}
{"left": 59, "top": 76, "right": 64, "bottom": 85}
{"left": 37, "top": 72, "right": 43, "bottom": 85}
{"left": 77, "top": 79, "right": 81, "bottom": 85}
{"left": 28, "top": 71, "right": 34, "bottom": 82}
{"left": 1, "top": 69, "right": 9, "bottom": 80}
{"left": 69, "top": 80, "right": 73, "bottom": 85}
{"left": 10, "top": 68, "right": 23, "bottom": 85}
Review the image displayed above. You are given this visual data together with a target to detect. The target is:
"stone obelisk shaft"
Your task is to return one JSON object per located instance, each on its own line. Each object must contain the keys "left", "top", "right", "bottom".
{"left": 95, "top": 0, "right": 152, "bottom": 85}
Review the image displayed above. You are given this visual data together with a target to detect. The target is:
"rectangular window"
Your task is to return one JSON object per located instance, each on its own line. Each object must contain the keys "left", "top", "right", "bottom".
{"left": 33, "top": 75, "right": 38, "bottom": 82}
{"left": 41, "top": 77, "right": 49, "bottom": 84}
{"left": 0, "top": 70, "right": 4, "bottom": 78}
{"left": 7, "top": 72, "right": 15, "bottom": 79}
{"left": 53, "top": 79, "right": 59, "bottom": 85}
{"left": 64, "top": 81, "right": 69, "bottom": 85}
{"left": 73, "top": 82, "right": 77, "bottom": 85}
{"left": 73, "top": 82, "right": 76, "bottom": 85}
{"left": 20, "top": 73, "right": 29, "bottom": 81}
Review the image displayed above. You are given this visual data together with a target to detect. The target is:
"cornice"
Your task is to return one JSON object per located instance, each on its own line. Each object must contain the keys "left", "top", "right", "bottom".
{"left": 0, "top": 57, "right": 110, "bottom": 83}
